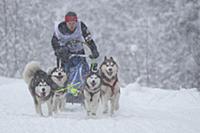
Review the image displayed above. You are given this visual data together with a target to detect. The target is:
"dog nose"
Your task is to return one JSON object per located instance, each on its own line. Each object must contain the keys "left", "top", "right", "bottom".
{"left": 42, "top": 88, "right": 45, "bottom": 92}
{"left": 58, "top": 72, "right": 61, "bottom": 76}
{"left": 108, "top": 68, "right": 112, "bottom": 71}
{"left": 92, "top": 80, "right": 95, "bottom": 84}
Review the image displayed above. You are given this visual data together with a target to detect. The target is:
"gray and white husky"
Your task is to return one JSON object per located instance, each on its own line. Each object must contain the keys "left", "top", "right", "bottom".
{"left": 23, "top": 61, "right": 55, "bottom": 116}
{"left": 48, "top": 67, "right": 68, "bottom": 113}
{"left": 100, "top": 56, "right": 120, "bottom": 115}
{"left": 83, "top": 71, "right": 101, "bottom": 116}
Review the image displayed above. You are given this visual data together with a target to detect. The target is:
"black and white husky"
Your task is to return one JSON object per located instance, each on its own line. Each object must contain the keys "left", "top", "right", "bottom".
{"left": 100, "top": 56, "right": 120, "bottom": 115}
{"left": 83, "top": 71, "right": 101, "bottom": 116}
{"left": 48, "top": 66, "right": 68, "bottom": 113}
{"left": 23, "top": 61, "right": 55, "bottom": 116}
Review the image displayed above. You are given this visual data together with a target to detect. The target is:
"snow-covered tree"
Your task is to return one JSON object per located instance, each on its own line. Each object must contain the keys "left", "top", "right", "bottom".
{"left": 0, "top": 0, "right": 199, "bottom": 89}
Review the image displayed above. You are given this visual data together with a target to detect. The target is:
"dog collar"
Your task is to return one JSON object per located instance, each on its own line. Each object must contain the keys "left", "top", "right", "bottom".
{"left": 85, "top": 82, "right": 101, "bottom": 94}
{"left": 101, "top": 72, "right": 116, "bottom": 82}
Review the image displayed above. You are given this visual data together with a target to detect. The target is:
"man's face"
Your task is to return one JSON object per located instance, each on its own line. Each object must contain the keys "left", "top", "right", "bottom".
{"left": 66, "top": 21, "right": 77, "bottom": 32}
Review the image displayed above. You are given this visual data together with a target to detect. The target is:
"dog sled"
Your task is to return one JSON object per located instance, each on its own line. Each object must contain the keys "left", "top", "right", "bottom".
{"left": 56, "top": 40, "right": 97, "bottom": 104}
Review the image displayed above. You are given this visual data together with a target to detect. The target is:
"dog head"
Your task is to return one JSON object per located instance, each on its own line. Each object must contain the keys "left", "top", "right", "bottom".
{"left": 32, "top": 70, "right": 52, "bottom": 98}
{"left": 35, "top": 79, "right": 51, "bottom": 98}
{"left": 100, "top": 56, "right": 118, "bottom": 79}
{"left": 86, "top": 71, "right": 101, "bottom": 90}
{"left": 50, "top": 67, "right": 67, "bottom": 87}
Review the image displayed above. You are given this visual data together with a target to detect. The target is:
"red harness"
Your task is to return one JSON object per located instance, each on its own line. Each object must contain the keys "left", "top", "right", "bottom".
{"left": 102, "top": 77, "right": 118, "bottom": 97}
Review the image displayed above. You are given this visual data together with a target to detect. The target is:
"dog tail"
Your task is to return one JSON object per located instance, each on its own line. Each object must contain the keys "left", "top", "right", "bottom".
{"left": 23, "top": 61, "right": 41, "bottom": 85}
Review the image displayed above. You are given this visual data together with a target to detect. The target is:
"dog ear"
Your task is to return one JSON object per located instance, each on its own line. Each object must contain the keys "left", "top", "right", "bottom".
{"left": 104, "top": 56, "right": 107, "bottom": 60}
{"left": 110, "top": 57, "right": 113, "bottom": 61}
{"left": 47, "top": 67, "right": 53, "bottom": 75}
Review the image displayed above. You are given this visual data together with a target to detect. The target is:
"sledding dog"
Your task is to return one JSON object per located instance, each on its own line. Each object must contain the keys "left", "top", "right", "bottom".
{"left": 100, "top": 56, "right": 120, "bottom": 115}
{"left": 83, "top": 70, "right": 102, "bottom": 117}
{"left": 23, "top": 61, "right": 56, "bottom": 116}
{"left": 48, "top": 65, "right": 68, "bottom": 113}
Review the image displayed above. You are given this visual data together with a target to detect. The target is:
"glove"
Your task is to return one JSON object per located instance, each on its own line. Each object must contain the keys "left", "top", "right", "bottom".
{"left": 89, "top": 50, "right": 99, "bottom": 59}
{"left": 90, "top": 63, "right": 98, "bottom": 72}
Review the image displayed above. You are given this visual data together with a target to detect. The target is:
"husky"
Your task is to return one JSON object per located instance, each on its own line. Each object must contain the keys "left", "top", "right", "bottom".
{"left": 100, "top": 56, "right": 120, "bottom": 115}
{"left": 23, "top": 61, "right": 55, "bottom": 116}
{"left": 83, "top": 71, "right": 101, "bottom": 116}
{"left": 48, "top": 66, "right": 68, "bottom": 113}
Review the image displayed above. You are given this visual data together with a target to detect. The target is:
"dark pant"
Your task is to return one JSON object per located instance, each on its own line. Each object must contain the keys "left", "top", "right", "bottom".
{"left": 63, "top": 57, "right": 89, "bottom": 90}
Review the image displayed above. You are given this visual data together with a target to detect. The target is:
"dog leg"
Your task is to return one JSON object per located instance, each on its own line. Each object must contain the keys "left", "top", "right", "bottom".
{"left": 102, "top": 95, "right": 109, "bottom": 114}
{"left": 91, "top": 103, "right": 98, "bottom": 117}
{"left": 47, "top": 99, "right": 53, "bottom": 116}
{"left": 87, "top": 111, "right": 91, "bottom": 116}
{"left": 34, "top": 99, "right": 40, "bottom": 114}
{"left": 53, "top": 98, "right": 58, "bottom": 113}
{"left": 58, "top": 99, "right": 62, "bottom": 111}
{"left": 32, "top": 96, "right": 40, "bottom": 114}
{"left": 114, "top": 92, "right": 120, "bottom": 111}
{"left": 91, "top": 94, "right": 100, "bottom": 116}
{"left": 84, "top": 100, "right": 90, "bottom": 116}
{"left": 35, "top": 98, "right": 43, "bottom": 116}
{"left": 60, "top": 98, "right": 65, "bottom": 112}
{"left": 38, "top": 103, "right": 43, "bottom": 116}
{"left": 110, "top": 98, "right": 115, "bottom": 115}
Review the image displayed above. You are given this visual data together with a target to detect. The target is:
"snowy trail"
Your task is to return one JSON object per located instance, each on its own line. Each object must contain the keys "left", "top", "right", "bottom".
{"left": 0, "top": 77, "right": 200, "bottom": 133}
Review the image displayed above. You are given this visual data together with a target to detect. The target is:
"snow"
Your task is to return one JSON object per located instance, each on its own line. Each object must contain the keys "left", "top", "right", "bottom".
{"left": 0, "top": 77, "right": 200, "bottom": 133}
{"left": 130, "top": 45, "right": 138, "bottom": 52}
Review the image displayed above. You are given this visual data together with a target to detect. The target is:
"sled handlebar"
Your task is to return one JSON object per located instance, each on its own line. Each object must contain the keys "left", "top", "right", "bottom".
{"left": 69, "top": 54, "right": 89, "bottom": 59}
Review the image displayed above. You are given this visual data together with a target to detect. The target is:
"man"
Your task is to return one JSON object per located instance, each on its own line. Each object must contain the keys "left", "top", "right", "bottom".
{"left": 51, "top": 11, "right": 99, "bottom": 92}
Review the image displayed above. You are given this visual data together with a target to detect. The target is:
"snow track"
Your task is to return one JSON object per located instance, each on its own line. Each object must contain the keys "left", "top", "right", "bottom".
{"left": 0, "top": 77, "right": 200, "bottom": 133}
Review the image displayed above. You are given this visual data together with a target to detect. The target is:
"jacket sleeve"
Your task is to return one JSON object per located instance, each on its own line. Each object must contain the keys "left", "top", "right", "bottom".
{"left": 51, "top": 33, "right": 60, "bottom": 51}
{"left": 81, "top": 21, "right": 99, "bottom": 57}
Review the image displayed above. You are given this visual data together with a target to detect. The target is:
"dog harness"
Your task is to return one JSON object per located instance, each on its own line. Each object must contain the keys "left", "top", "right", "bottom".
{"left": 85, "top": 84, "right": 101, "bottom": 102}
{"left": 101, "top": 73, "right": 119, "bottom": 97}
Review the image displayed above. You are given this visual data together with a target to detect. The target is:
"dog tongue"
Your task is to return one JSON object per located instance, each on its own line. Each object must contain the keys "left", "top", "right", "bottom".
{"left": 57, "top": 76, "right": 63, "bottom": 81}
{"left": 92, "top": 82, "right": 96, "bottom": 87}
{"left": 107, "top": 71, "right": 113, "bottom": 76}
{"left": 42, "top": 92, "right": 46, "bottom": 97}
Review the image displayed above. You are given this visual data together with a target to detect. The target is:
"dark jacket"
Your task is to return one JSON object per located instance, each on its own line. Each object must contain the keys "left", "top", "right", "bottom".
{"left": 51, "top": 21, "right": 98, "bottom": 57}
